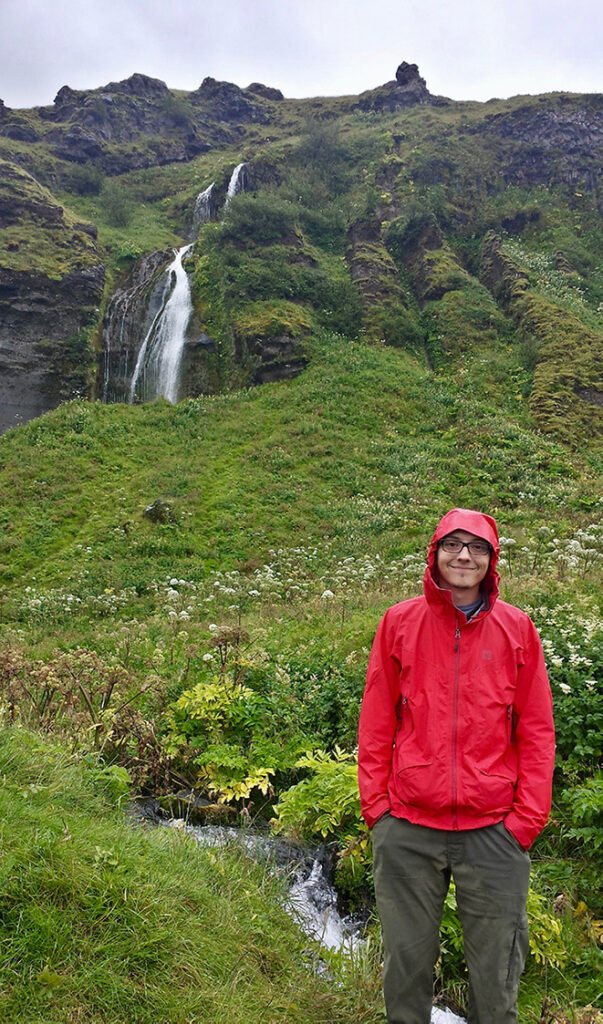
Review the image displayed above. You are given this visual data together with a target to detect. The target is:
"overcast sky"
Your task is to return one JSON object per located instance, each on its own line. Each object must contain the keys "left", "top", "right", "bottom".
{"left": 1, "top": 0, "right": 601, "bottom": 109}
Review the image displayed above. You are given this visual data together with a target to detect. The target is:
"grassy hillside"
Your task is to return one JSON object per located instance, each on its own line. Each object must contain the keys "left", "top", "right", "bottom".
{"left": 0, "top": 336, "right": 599, "bottom": 600}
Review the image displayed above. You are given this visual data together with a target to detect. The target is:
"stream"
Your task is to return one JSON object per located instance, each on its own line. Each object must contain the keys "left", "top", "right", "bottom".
{"left": 164, "top": 819, "right": 466, "bottom": 1024}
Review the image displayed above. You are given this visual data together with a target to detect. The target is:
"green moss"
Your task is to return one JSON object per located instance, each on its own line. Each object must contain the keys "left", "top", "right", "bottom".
{"left": 480, "top": 234, "right": 603, "bottom": 445}
{"left": 0, "top": 159, "right": 99, "bottom": 277}
{"left": 423, "top": 282, "right": 510, "bottom": 360}
{"left": 233, "top": 300, "right": 313, "bottom": 338}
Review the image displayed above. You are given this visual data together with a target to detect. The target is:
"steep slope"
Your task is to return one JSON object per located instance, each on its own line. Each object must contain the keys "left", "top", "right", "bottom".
{"left": 0, "top": 160, "right": 104, "bottom": 429}
{"left": 0, "top": 64, "right": 601, "bottom": 448}
{"left": 0, "top": 337, "right": 598, "bottom": 601}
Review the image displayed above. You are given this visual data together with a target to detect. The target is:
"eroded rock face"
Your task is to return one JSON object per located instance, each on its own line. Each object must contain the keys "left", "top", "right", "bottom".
{"left": 0, "top": 265, "right": 104, "bottom": 432}
{"left": 395, "top": 61, "right": 424, "bottom": 87}
{"left": 40, "top": 73, "right": 216, "bottom": 171}
{"left": 0, "top": 160, "right": 104, "bottom": 432}
{"left": 245, "top": 82, "right": 284, "bottom": 102}
{"left": 233, "top": 330, "right": 308, "bottom": 385}
{"left": 34, "top": 72, "right": 273, "bottom": 172}
{"left": 478, "top": 98, "right": 603, "bottom": 196}
{"left": 355, "top": 60, "right": 446, "bottom": 113}
{"left": 101, "top": 250, "right": 172, "bottom": 403}
{"left": 189, "top": 77, "right": 268, "bottom": 123}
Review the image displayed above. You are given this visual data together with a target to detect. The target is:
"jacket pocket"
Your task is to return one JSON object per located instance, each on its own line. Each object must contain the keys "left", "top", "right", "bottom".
{"left": 396, "top": 760, "right": 434, "bottom": 807}
{"left": 463, "top": 763, "right": 516, "bottom": 814}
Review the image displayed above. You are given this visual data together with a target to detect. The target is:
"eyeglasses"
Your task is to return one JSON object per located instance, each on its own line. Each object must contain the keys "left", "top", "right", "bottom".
{"left": 439, "top": 538, "right": 491, "bottom": 556}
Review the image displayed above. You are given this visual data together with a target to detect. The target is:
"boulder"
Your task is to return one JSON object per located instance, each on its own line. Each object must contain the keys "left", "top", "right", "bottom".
{"left": 245, "top": 82, "right": 284, "bottom": 101}
{"left": 355, "top": 60, "right": 436, "bottom": 113}
{"left": 143, "top": 499, "right": 176, "bottom": 524}
{"left": 190, "top": 77, "right": 268, "bottom": 122}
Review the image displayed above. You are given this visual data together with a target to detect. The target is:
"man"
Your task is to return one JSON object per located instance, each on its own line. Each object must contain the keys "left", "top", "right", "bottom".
{"left": 358, "top": 508, "right": 555, "bottom": 1024}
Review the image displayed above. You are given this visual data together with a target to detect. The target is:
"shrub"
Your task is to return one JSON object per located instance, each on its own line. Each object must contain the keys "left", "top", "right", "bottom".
{"left": 101, "top": 181, "right": 133, "bottom": 227}
{"left": 220, "top": 193, "right": 299, "bottom": 246}
{"left": 65, "top": 163, "right": 104, "bottom": 196}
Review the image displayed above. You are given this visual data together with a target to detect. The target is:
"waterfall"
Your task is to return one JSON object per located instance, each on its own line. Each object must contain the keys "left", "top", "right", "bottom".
{"left": 225, "top": 162, "right": 248, "bottom": 204}
{"left": 191, "top": 182, "right": 215, "bottom": 237}
{"left": 129, "top": 244, "right": 194, "bottom": 404}
{"left": 103, "top": 166, "right": 249, "bottom": 406}
{"left": 101, "top": 250, "right": 171, "bottom": 404}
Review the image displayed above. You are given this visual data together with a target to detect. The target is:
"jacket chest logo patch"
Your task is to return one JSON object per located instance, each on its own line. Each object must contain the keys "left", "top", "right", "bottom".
{"left": 482, "top": 650, "right": 493, "bottom": 661}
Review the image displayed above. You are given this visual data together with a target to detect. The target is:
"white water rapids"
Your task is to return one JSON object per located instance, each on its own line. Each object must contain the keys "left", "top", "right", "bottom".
{"left": 129, "top": 244, "right": 193, "bottom": 404}
{"left": 167, "top": 821, "right": 466, "bottom": 1023}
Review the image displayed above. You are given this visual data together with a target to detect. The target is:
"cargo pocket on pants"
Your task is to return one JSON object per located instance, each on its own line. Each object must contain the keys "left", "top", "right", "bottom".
{"left": 506, "top": 914, "right": 529, "bottom": 990}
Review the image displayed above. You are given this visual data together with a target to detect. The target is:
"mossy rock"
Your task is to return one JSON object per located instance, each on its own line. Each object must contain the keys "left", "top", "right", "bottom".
{"left": 423, "top": 282, "right": 510, "bottom": 359}
{"left": 0, "top": 158, "right": 100, "bottom": 277}
{"left": 233, "top": 300, "right": 313, "bottom": 339}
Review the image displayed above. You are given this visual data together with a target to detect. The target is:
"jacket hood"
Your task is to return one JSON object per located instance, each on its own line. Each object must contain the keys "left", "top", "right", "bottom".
{"left": 424, "top": 508, "right": 500, "bottom": 613}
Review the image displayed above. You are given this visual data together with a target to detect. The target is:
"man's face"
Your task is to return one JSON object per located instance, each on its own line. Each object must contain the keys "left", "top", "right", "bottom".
{"left": 436, "top": 530, "right": 490, "bottom": 594}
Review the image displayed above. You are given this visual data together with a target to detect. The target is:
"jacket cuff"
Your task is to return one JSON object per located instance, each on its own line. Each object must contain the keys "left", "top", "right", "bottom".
{"left": 503, "top": 812, "right": 538, "bottom": 850}
{"left": 364, "top": 798, "right": 391, "bottom": 830}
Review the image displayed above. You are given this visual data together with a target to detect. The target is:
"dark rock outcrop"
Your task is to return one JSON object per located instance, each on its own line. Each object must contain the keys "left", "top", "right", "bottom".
{"left": 245, "top": 82, "right": 284, "bottom": 102}
{"left": 39, "top": 73, "right": 219, "bottom": 171}
{"left": 355, "top": 60, "right": 447, "bottom": 113}
{"left": 477, "top": 98, "right": 603, "bottom": 198}
{"left": 101, "top": 250, "right": 172, "bottom": 403}
{"left": 0, "top": 264, "right": 104, "bottom": 432}
{"left": 189, "top": 77, "right": 269, "bottom": 123}
{"left": 0, "top": 100, "right": 40, "bottom": 142}
{"left": 0, "top": 160, "right": 104, "bottom": 432}
{"left": 247, "top": 335, "right": 308, "bottom": 384}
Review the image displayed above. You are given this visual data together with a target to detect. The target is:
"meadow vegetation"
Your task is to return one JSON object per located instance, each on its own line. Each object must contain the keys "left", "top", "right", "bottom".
{"left": 0, "top": 82, "right": 602, "bottom": 1021}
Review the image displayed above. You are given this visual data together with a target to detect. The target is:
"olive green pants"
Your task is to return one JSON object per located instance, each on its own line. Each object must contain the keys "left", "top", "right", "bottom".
{"left": 372, "top": 816, "right": 530, "bottom": 1024}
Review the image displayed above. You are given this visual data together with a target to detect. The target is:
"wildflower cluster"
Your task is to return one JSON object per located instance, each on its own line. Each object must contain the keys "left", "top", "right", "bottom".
{"left": 527, "top": 601, "right": 602, "bottom": 770}
{"left": 501, "top": 239, "right": 599, "bottom": 323}
{"left": 22, "top": 585, "right": 136, "bottom": 621}
{"left": 199, "top": 545, "right": 425, "bottom": 615}
{"left": 162, "top": 578, "right": 196, "bottom": 623}
{"left": 498, "top": 519, "right": 603, "bottom": 578}
{"left": 318, "top": 552, "right": 425, "bottom": 596}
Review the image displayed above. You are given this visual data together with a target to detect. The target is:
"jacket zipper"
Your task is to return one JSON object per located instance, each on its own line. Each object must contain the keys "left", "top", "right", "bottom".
{"left": 451, "top": 620, "right": 461, "bottom": 830}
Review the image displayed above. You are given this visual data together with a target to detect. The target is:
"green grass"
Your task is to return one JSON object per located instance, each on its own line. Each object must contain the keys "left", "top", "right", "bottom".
{"left": 0, "top": 158, "right": 99, "bottom": 278}
{"left": 0, "top": 726, "right": 384, "bottom": 1024}
{"left": 0, "top": 335, "right": 596, "bottom": 600}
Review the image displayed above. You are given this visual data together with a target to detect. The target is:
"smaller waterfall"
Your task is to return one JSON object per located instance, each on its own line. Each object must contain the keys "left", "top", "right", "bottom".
{"left": 225, "top": 162, "right": 248, "bottom": 205}
{"left": 191, "top": 182, "right": 215, "bottom": 237}
{"left": 129, "top": 244, "right": 194, "bottom": 404}
{"left": 103, "top": 166, "right": 251, "bottom": 406}
{"left": 102, "top": 290, "right": 133, "bottom": 402}
{"left": 101, "top": 250, "right": 170, "bottom": 404}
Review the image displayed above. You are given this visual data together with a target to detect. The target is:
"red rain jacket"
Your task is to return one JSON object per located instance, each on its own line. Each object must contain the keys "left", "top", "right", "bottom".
{"left": 358, "top": 509, "right": 555, "bottom": 849}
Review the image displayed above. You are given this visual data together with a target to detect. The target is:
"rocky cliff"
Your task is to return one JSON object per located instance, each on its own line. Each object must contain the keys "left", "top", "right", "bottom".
{"left": 0, "top": 63, "right": 601, "bottom": 443}
{"left": 0, "top": 160, "right": 104, "bottom": 431}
